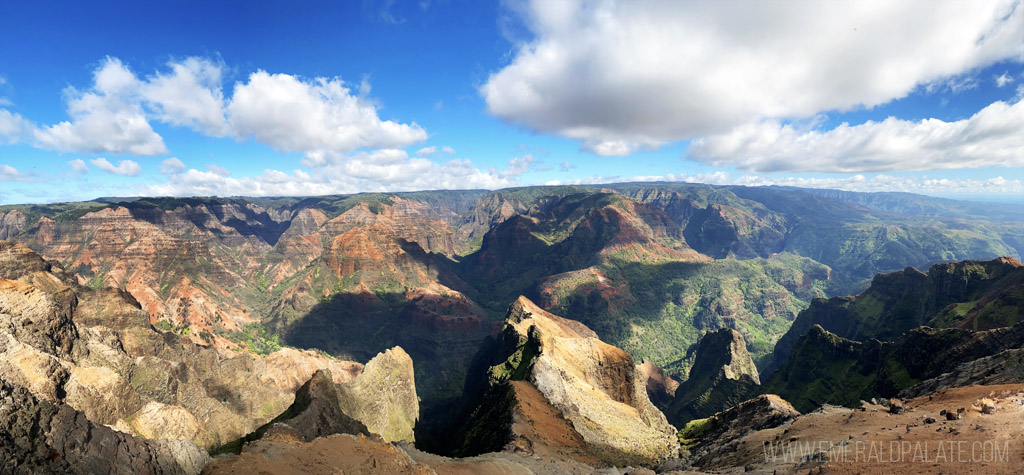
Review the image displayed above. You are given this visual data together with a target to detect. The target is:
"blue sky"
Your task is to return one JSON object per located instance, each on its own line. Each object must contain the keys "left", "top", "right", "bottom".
{"left": 0, "top": 0, "right": 1022, "bottom": 204}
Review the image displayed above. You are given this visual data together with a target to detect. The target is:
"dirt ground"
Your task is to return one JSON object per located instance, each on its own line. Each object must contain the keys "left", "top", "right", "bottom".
{"left": 715, "top": 384, "right": 1024, "bottom": 474}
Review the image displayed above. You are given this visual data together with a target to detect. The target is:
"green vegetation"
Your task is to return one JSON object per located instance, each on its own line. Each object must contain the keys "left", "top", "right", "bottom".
{"left": 85, "top": 263, "right": 113, "bottom": 290}
{"left": 486, "top": 331, "right": 540, "bottom": 384}
{"left": 678, "top": 416, "right": 715, "bottom": 453}
{"left": 229, "top": 323, "right": 283, "bottom": 355}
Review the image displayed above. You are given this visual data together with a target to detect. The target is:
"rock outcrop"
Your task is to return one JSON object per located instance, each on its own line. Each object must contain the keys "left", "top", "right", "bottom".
{"left": 457, "top": 296, "right": 679, "bottom": 466}
{"left": 0, "top": 378, "right": 208, "bottom": 475}
{"left": 667, "top": 384, "right": 1024, "bottom": 474}
{"left": 669, "top": 394, "right": 799, "bottom": 471}
{"left": 0, "top": 241, "right": 367, "bottom": 449}
{"left": 666, "top": 328, "right": 761, "bottom": 425}
{"left": 223, "top": 347, "right": 419, "bottom": 448}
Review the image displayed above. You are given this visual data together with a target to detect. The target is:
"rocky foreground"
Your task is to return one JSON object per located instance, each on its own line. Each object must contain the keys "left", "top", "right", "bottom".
{"left": 203, "top": 383, "right": 1024, "bottom": 474}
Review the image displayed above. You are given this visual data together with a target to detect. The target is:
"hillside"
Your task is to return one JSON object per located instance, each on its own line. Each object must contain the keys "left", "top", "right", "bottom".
{"left": 771, "top": 257, "right": 1024, "bottom": 374}
{"left": 0, "top": 183, "right": 1020, "bottom": 419}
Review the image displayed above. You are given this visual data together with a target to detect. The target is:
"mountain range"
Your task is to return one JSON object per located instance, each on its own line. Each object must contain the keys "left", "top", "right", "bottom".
{"left": 0, "top": 183, "right": 1022, "bottom": 473}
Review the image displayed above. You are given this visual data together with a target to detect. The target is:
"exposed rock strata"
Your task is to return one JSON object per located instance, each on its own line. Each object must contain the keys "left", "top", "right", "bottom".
{"left": 459, "top": 296, "right": 679, "bottom": 467}
{"left": 0, "top": 241, "right": 366, "bottom": 448}
{"left": 0, "top": 378, "right": 208, "bottom": 475}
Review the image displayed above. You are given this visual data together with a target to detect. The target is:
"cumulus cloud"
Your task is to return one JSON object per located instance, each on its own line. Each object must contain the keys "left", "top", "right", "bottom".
{"left": 441, "top": 146, "right": 455, "bottom": 155}
{"left": 483, "top": 0, "right": 1024, "bottom": 155}
{"left": 68, "top": 159, "right": 89, "bottom": 173}
{"left": 160, "top": 157, "right": 185, "bottom": 174}
{"left": 0, "top": 164, "right": 31, "bottom": 182}
{"left": 688, "top": 99, "right": 1024, "bottom": 172}
{"left": 140, "top": 57, "right": 230, "bottom": 136}
{"left": 17, "top": 56, "right": 426, "bottom": 159}
{"left": 90, "top": 157, "right": 142, "bottom": 176}
{"left": 0, "top": 109, "right": 32, "bottom": 144}
{"left": 33, "top": 58, "right": 168, "bottom": 155}
{"left": 136, "top": 145, "right": 534, "bottom": 197}
{"left": 226, "top": 71, "right": 427, "bottom": 157}
{"left": 415, "top": 146, "right": 436, "bottom": 157}
{"left": 141, "top": 163, "right": 492, "bottom": 198}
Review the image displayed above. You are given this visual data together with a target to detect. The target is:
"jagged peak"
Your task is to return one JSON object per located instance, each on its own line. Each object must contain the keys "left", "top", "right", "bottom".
{"left": 506, "top": 296, "right": 598, "bottom": 340}
{"left": 691, "top": 328, "right": 760, "bottom": 385}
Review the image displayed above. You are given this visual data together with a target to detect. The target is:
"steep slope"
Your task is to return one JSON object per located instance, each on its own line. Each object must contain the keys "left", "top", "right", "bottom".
{"left": 669, "top": 394, "right": 799, "bottom": 470}
{"left": 0, "top": 241, "right": 368, "bottom": 449}
{"left": 214, "top": 346, "right": 418, "bottom": 455}
{"left": 0, "top": 378, "right": 209, "bottom": 475}
{"left": 763, "top": 322, "right": 1024, "bottom": 412}
{"left": 636, "top": 358, "right": 680, "bottom": 408}
{"left": 0, "top": 201, "right": 285, "bottom": 350}
{"left": 611, "top": 183, "right": 1023, "bottom": 294}
{"left": 457, "top": 191, "right": 831, "bottom": 374}
{"left": 454, "top": 296, "right": 679, "bottom": 467}
{"left": 771, "top": 257, "right": 1024, "bottom": 373}
{"left": 266, "top": 202, "right": 491, "bottom": 420}
{"left": 267, "top": 346, "right": 418, "bottom": 444}
{"left": 666, "top": 328, "right": 761, "bottom": 425}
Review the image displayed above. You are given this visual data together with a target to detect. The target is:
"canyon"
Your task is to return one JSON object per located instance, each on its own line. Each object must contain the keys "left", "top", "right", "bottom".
{"left": 0, "top": 183, "right": 1022, "bottom": 473}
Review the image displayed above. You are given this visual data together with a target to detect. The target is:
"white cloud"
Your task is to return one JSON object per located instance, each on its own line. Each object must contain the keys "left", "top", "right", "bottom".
{"left": 688, "top": 99, "right": 1024, "bottom": 172}
{"left": 559, "top": 160, "right": 573, "bottom": 172}
{"left": 68, "top": 159, "right": 89, "bottom": 173}
{"left": 541, "top": 171, "right": 1024, "bottom": 195}
{"left": 483, "top": 0, "right": 1024, "bottom": 155}
{"left": 16, "top": 56, "right": 427, "bottom": 159}
{"left": 0, "top": 109, "right": 31, "bottom": 144}
{"left": 995, "top": 71, "right": 1015, "bottom": 87}
{"left": 137, "top": 150, "right": 520, "bottom": 197}
{"left": 140, "top": 57, "right": 230, "bottom": 136}
{"left": 160, "top": 157, "right": 185, "bottom": 174}
{"left": 227, "top": 71, "right": 427, "bottom": 156}
{"left": 29, "top": 57, "right": 228, "bottom": 154}
{"left": 206, "top": 164, "right": 231, "bottom": 176}
{"left": 415, "top": 145, "right": 456, "bottom": 157}
{"left": 0, "top": 164, "right": 31, "bottom": 182}
{"left": 90, "top": 157, "right": 142, "bottom": 176}
{"left": 33, "top": 58, "right": 168, "bottom": 156}
{"left": 502, "top": 154, "right": 534, "bottom": 177}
